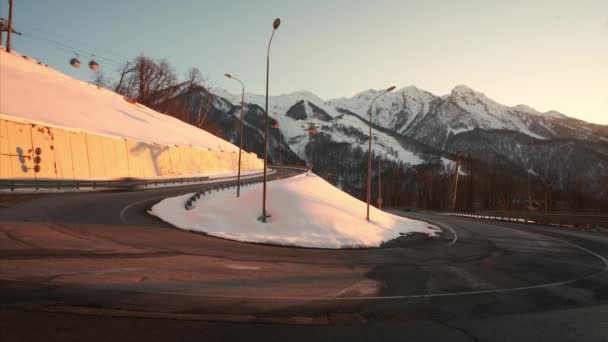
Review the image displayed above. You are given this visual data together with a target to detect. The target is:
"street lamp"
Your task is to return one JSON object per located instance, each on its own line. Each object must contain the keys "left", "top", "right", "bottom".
{"left": 366, "top": 86, "right": 396, "bottom": 221}
{"left": 224, "top": 73, "right": 245, "bottom": 197}
{"left": 260, "top": 18, "right": 281, "bottom": 222}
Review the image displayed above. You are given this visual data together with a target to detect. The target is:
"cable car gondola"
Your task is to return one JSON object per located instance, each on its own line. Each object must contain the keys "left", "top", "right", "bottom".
{"left": 271, "top": 119, "right": 280, "bottom": 129}
{"left": 88, "top": 60, "right": 100, "bottom": 71}
{"left": 69, "top": 54, "right": 80, "bottom": 68}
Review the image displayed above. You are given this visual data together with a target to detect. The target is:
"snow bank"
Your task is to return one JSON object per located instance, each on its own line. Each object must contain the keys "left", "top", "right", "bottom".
{"left": 149, "top": 172, "right": 439, "bottom": 248}
{"left": 0, "top": 49, "right": 239, "bottom": 152}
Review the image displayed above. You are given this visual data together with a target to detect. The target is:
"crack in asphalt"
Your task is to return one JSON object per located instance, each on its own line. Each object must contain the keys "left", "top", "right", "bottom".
{"left": 3, "top": 230, "right": 41, "bottom": 249}
{"left": 434, "top": 319, "right": 480, "bottom": 341}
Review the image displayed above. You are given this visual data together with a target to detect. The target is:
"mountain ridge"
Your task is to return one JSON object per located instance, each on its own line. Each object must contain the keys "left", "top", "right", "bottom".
{"left": 178, "top": 81, "right": 608, "bottom": 202}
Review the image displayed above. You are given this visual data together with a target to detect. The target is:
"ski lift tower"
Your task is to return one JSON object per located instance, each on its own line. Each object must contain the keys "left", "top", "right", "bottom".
{"left": 0, "top": 17, "right": 21, "bottom": 47}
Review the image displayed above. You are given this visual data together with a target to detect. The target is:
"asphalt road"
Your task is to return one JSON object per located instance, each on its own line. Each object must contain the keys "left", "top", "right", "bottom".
{"left": 1, "top": 171, "right": 608, "bottom": 341}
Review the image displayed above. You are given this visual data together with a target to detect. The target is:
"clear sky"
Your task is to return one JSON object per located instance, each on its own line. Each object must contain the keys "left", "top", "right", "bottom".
{"left": 2, "top": 0, "right": 607, "bottom": 124}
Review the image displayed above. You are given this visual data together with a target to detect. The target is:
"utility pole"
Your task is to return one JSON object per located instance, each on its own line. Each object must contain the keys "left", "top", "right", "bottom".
{"left": 468, "top": 157, "right": 474, "bottom": 212}
{"left": 224, "top": 74, "right": 245, "bottom": 197}
{"left": 377, "top": 158, "right": 382, "bottom": 210}
{"left": 366, "top": 86, "right": 395, "bottom": 221}
{"left": 527, "top": 171, "right": 531, "bottom": 210}
{"left": 280, "top": 139, "right": 284, "bottom": 179}
{"left": 6, "top": 0, "right": 14, "bottom": 52}
{"left": 451, "top": 154, "right": 461, "bottom": 211}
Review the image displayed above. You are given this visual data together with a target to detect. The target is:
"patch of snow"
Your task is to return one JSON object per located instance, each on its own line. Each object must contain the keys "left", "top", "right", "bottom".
{"left": 150, "top": 173, "right": 439, "bottom": 248}
{"left": 214, "top": 86, "right": 422, "bottom": 166}
{"left": 448, "top": 126, "right": 470, "bottom": 136}
{"left": 512, "top": 104, "right": 539, "bottom": 114}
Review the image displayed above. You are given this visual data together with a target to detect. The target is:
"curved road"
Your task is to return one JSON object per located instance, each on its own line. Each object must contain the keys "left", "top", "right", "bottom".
{"left": 1, "top": 171, "right": 608, "bottom": 341}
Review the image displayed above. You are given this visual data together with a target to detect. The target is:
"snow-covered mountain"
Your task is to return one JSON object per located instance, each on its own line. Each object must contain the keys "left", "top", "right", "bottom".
{"left": 325, "top": 84, "right": 607, "bottom": 149}
{"left": 212, "top": 87, "right": 424, "bottom": 166}
{"left": 212, "top": 84, "right": 606, "bottom": 154}
{"left": 186, "top": 84, "right": 608, "bottom": 197}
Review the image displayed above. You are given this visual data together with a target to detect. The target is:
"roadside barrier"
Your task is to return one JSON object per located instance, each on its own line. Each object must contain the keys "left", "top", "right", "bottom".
{"left": 448, "top": 211, "right": 608, "bottom": 230}
{"left": 183, "top": 166, "right": 308, "bottom": 211}
{"left": 0, "top": 117, "right": 263, "bottom": 181}
{"left": 0, "top": 176, "right": 211, "bottom": 191}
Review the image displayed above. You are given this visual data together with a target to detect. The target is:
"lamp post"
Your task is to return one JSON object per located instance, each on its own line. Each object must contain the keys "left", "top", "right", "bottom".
{"left": 260, "top": 18, "right": 281, "bottom": 222}
{"left": 366, "top": 86, "right": 396, "bottom": 221}
{"left": 224, "top": 73, "right": 245, "bottom": 197}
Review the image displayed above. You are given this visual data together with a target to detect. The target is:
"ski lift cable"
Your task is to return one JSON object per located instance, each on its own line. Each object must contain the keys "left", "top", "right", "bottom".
{"left": 17, "top": 30, "right": 125, "bottom": 68}
{"left": 19, "top": 33, "right": 123, "bottom": 69}
{"left": 17, "top": 30, "right": 124, "bottom": 65}
{"left": 16, "top": 24, "right": 132, "bottom": 61}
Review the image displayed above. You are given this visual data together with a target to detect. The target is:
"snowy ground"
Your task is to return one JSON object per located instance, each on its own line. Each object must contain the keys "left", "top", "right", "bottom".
{"left": 0, "top": 48, "right": 239, "bottom": 152}
{"left": 149, "top": 172, "right": 439, "bottom": 248}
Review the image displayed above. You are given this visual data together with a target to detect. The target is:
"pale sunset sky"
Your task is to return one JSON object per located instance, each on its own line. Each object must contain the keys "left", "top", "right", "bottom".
{"left": 2, "top": 0, "right": 607, "bottom": 124}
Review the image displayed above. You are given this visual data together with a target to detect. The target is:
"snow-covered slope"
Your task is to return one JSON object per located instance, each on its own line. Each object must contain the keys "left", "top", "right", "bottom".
{"left": 150, "top": 172, "right": 439, "bottom": 248}
{"left": 324, "top": 84, "right": 606, "bottom": 147}
{"left": 327, "top": 86, "right": 437, "bottom": 135}
{"left": 0, "top": 48, "right": 240, "bottom": 152}
{"left": 213, "top": 88, "right": 423, "bottom": 166}
{"left": 446, "top": 85, "right": 546, "bottom": 139}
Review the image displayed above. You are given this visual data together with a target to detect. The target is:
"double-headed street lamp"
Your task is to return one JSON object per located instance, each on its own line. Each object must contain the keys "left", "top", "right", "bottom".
{"left": 224, "top": 73, "right": 245, "bottom": 197}
{"left": 366, "top": 86, "right": 396, "bottom": 221}
{"left": 260, "top": 18, "right": 281, "bottom": 222}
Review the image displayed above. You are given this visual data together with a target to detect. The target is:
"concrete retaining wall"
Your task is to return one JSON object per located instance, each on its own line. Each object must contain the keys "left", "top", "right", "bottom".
{"left": 0, "top": 117, "right": 263, "bottom": 180}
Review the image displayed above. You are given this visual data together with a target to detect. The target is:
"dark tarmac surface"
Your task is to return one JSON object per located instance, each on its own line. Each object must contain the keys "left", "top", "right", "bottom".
{"left": 1, "top": 169, "right": 608, "bottom": 341}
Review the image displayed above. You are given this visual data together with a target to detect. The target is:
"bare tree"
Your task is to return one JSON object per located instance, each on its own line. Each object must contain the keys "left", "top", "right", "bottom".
{"left": 114, "top": 61, "right": 135, "bottom": 94}
{"left": 184, "top": 67, "right": 204, "bottom": 121}
{"left": 134, "top": 55, "right": 157, "bottom": 106}
{"left": 194, "top": 85, "right": 214, "bottom": 128}
{"left": 110, "top": 54, "right": 218, "bottom": 130}
{"left": 113, "top": 55, "right": 179, "bottom": 110}
{"left": 91, "top": 70, "right": 109, "bottom": 88}
{"left": 148, "top": 59, "right": 179, "bottom": 108}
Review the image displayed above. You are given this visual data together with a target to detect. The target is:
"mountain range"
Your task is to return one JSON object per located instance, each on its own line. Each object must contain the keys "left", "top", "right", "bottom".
{"left": 180, "top": 84, "right": 608, "bottom": 204}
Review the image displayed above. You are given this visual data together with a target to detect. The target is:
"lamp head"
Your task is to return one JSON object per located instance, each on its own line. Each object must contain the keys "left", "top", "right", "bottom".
{"left": 224, "top": 74, "right": 232, "bottom": 78}
{"left": 273, "top": 18, "right": 281, "bottom": 30}
{"left": 386, "top": 86, "right": 396, "bottom": 92}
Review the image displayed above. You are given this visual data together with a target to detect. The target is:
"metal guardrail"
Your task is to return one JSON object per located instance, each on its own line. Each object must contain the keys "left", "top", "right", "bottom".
{"left": 448, "top": 211, "right": 608, "bottom": 230}
{"left": 184, "top": 166, "right": 309, "bottom": 210}
{"left": 0, "top": 171, "right": 271, "bottom": 191}
{"left": 184, "top": 177, "right": 267, "bottom": 210}
{"left": 0, "top": 176, "right": 212, "bottom": 191}
{"left": 0, "top": 165, "right": 308, "bottom": 193}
